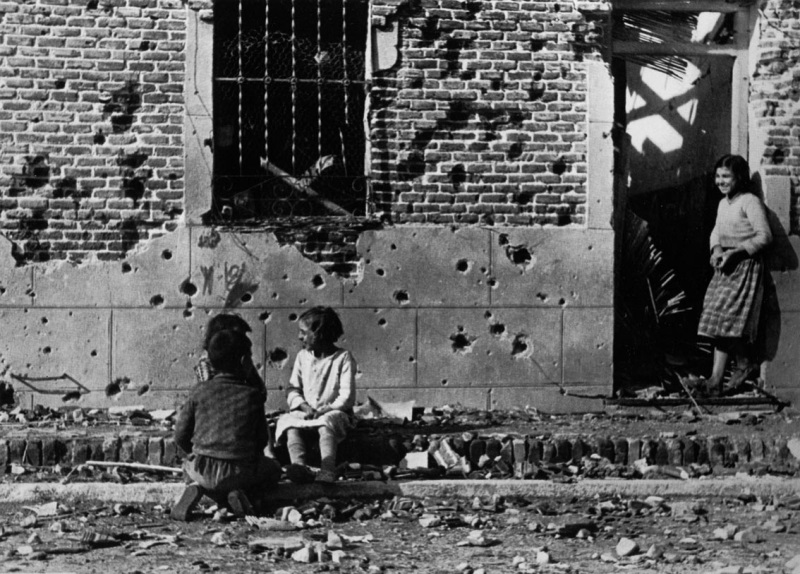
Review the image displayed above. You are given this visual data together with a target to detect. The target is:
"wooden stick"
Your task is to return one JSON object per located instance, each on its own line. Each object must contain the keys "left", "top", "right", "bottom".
{"left": 261, "top": 160, "right": 354, "bottom": 217}
{"left": 79, "top": 461, "right": 183, "bottom": 474}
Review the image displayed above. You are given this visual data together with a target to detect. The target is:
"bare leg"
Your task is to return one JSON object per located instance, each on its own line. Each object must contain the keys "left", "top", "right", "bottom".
{"left": 708, "top": 347, "right": 728, "bottom": 393}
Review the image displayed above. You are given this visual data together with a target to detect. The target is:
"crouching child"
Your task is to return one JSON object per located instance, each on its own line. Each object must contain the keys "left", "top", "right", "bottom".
{"left": 172, "top": 329, "right": 281, "bottom": 520}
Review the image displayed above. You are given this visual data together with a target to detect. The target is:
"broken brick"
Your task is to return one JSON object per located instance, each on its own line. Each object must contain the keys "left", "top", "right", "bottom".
{"left": 148, "top": 437, "right": 163, "bottom": 466}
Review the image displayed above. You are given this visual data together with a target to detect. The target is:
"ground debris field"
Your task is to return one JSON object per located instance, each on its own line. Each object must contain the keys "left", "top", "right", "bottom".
{"left": 0, "top": 490, "right": 799, "bottom": 574}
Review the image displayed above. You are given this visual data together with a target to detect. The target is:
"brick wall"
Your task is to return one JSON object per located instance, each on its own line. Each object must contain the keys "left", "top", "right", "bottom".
{"left": 0, "top": 0, "right": 185, "bottom": 264}
{"left": 370, "top": 0, "right": 605, "bottom": 226}
{"left": 753, "top": 0, "right": 800, "bottom": 234}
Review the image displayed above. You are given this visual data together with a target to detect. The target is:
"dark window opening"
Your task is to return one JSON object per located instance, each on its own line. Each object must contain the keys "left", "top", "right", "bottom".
{"left": 213, "top": 0, "right": 370, "bottom": 220}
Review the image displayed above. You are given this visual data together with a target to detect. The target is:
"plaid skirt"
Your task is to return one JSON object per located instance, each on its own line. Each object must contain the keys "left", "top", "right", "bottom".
{"left": 697, "top": 256, "right": 764, "bottom": 342}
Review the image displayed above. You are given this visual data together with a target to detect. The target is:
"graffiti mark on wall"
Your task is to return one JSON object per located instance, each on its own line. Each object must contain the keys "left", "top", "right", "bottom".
{"left": 200, "top": 265, "right": 214, "bottom": 295}
{"left": 197, "top": 229, "right": 221, "bottom": 249}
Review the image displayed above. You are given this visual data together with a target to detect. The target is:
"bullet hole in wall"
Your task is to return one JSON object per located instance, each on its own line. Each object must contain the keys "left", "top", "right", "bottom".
{"left": 288, "top": 313, "right": 298, "bottom": 321}
{"left": 507, "top": 245, "right": 532, "bottom": 266}
{"left": 150, "top": 294, "right": 164, "bottom": 307}
{"left": 450, "top": 331, "right": 474, "bottom": 353}
{"left": 137, "top": 384, "right": 150, "bottom": 396}
{"left": 62, "top": 390, "right": 82, "bottom": 403}
{"left": 559, "top": 298, "right": 566, "bottom": 306}
{"left": 259, "top": 311, "right": 271, "bottom": 322}
{"left": 268, "top": 348, "right": 289, "bottom": 368}
{"left": 390, "top": 244, "right": 397, "bottom": 250}
{"left": 41, "top": 317, "right": 48, "bottom": 324}
{"left": 106, "top": 377, "right": 127, "bottom": 397}
{"left": 180, "top": 279, "right": 198, "bottom": 297}
{"left": 183, "top": 309, "right": 193, "bottom": 319}
{"left": 456, "top": 259, "right": 470, "bottom": 273}
{"left": 93, "top": 130, "right": 105, "bottom": 145}
{"left": 42, "top": 346, "right": 51, "bottom": 355}
{"left": 394, "top": 290, "right": 410, "bottom": 305}
{"left": 312, "top": 275, "right": 325, "bottom": 289}
{"left": 121, "top": 262, "right": 132, "bottom": 273}
{"left": 537, "top": 293, "right": 548, "bottom": 302}
{"left": 90, "top": 350, "right": 97, "bottom": 357}
{"left": 511, "top": 333, "right": 530, "bottom": 357}
{"left": 488, "top": 278, "right": 497, "bottom": 288}
{"left": 378, "top": 318, "right": 387, "bottom": 327}
{"left": 162, "top": 249, "right": 173, "bottom": 260}
{"left": 376, "top": 268, "right": 385, "bottom": 277}
{"left": 240, "top": 292, "right": 253, "bottom": 303}
{"left": 489, "top": 323, "right": 505, "bottom": 336}
{"left": 552, "top": 157, "right": 568, "bottom": 175}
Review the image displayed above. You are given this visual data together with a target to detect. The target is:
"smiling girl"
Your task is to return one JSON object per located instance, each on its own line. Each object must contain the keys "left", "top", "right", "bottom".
{"left": 696, "top": 154, "right": 773, "bottom": 395}
{"left": 275, "top": 306, "right": 356, "bottom": 484}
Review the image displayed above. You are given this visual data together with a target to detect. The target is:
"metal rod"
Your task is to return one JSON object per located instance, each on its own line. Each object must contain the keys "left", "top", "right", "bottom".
{"left": 238, "top": 0, "right": 244, "bottom": 176}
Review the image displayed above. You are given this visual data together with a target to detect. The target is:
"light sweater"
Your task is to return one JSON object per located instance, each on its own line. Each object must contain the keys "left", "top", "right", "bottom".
{"left": 286, "top": 348, "right": 356, "bottom": 413}
{"left": 709, "top": 192, "right": 772, "bottom": 256}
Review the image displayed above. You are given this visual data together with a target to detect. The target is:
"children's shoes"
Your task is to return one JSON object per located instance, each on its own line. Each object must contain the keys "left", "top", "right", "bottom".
{"left": 171, "top": 484, "right": 205, "bottom": 521}
{"left": 285, "top": 463, "right": 316, "bottom": 484}
{"left": 315, "top": 469, "right": 336, "bottom": 484}
{"left": 227, "top": 489, "right": 254, "bottom": 518}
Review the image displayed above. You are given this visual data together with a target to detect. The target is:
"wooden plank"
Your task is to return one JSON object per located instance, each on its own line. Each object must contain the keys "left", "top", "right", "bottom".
{"left": 612, "top": 0, "right": 746, "bottom": 13}
{"left": 613, "top": 40, "right": 740, "bottom": 56}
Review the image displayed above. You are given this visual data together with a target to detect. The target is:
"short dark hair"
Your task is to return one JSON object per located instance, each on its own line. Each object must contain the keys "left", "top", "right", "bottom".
{"left": 207, "top": 329, "right": 252, "bottom": 373}
{"left": 715, "top": 154, "right": 751, "bottom": 194}
{"left": 298, "top": 306, "right": 344, "bottom": 344}
{"left": 203, "top": 314, "right": 251, "bottom": 351}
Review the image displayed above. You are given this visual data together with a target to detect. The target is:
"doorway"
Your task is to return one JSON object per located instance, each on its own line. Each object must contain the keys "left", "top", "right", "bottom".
{"left": 612, "top": 3, "right": 754, "bottom": 394}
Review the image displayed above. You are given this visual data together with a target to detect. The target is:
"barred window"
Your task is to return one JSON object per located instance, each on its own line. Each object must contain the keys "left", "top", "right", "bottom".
{"left": 212, "top": 0, "right": 370, "bottom": 220}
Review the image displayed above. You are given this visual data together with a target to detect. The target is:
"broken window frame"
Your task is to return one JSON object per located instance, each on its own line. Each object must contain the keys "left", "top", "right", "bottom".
{"left": 210, "top": 0, "right": 373, "bottom": 222}
{"left": 611, "top": 0, "right": 754, "bottom": 157}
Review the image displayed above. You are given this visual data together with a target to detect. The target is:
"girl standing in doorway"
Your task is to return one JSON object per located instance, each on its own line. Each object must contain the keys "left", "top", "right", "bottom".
{"left": 697, "top": 154, "right": 773, "bottom": 395}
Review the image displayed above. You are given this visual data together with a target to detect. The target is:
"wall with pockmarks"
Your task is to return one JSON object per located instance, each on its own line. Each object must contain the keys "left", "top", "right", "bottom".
{"left": 9, "top": 0, "right": 800, "bottom": 412}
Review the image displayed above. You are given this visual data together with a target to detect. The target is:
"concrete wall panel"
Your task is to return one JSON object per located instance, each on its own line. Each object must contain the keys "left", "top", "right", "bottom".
{"left": 111, "top": 308, "right": 267, "bottom": 407}
{"left": 337, "top": 308, "right": 417, "bottom": 390}
{"left": 345, "top": 227, "right": 490, "bottom": 307}
{"left": 0, "top": 308, "right": 110, "bottom": 398}
{"left": 562, "top": 307, "right": 613, "bottom": 385}
{"left": 33, "top": 229, "right": 191, "bottom": 309}
{"left": 0, "top": 245, "right": 34, "bottom": 307}
{"left": 190, "top": 230, "right": 342, "bottom": 310}
{"left": 490, "top": 229, "right": 613, "bottom": 307}
{"left": 765, "top": 310, "right": 800, "bottom": 407}
{"left": 771, "top": 236, "right": 800, "bottom": 312}
{"left": 417, "top": 308, "right": 562, "bottom": 388}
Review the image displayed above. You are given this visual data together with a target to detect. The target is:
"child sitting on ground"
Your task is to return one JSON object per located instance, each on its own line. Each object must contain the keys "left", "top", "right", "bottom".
{"left": 194, "top": 313, "right": 266, "bottom": 400}
{"left": 275, "top": 306, "right": 357, "bottom": 484}
{"left": 172, "top": 329, "right": 281, "bottom": 520}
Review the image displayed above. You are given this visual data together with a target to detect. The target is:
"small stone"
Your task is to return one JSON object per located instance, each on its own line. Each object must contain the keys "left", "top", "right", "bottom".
{"left": 734, "top": 528, "right": 764, "bottom": 543}
{"left": 536, "top": 550, "right": 550, "bottom": 564}
{"left": 787, "top": 438, "right": 800, "bottom": 461}
{"left": 600, "top": 552, "right": 618, "bottom": 563}
{"left": 326, "top": 531, "right": 344, "bottom": 550}
{"left": 715, "top": 566, "right": 744, "bottom": 574}
{"left": 210, "top": 532, "right": 227, "bottom": 546}
{"left": 419, "top": 515, "right": 442, "bottom": 528}
{"left": 616, "top": 537, "right": 639, "bottom": 557}
{"left": 330, "top": 550, "right": 346, "bottom": 564}
{"left": 646, "top": 544, "right": 665, "bottom": 559}
{"left": 292, "top": 546, "right": 314, "bottom": 563}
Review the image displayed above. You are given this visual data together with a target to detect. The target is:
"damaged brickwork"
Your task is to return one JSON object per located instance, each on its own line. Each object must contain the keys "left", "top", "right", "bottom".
{"left": 753, "top": 0, "right": 800, "bottom": 234}
{"left": 0, "top": 0, "right": 185, "bottom": 265}
{"left": 369, "top": 0, "right": 606, "bottom": 226}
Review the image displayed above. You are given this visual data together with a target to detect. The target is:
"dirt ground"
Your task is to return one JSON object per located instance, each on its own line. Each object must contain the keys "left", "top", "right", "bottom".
{"left": 0, "top": 488, "right": 799, "bottom": 574}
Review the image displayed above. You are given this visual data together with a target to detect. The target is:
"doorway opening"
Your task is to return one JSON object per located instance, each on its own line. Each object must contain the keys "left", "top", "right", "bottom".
{"left": 612, "top": 2, "right": 755, "bottom": 396}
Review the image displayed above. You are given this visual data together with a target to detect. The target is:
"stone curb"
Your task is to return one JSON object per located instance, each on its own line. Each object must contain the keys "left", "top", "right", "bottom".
{"left": 1, "top": 477, "right": 798, "bottom": 505}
